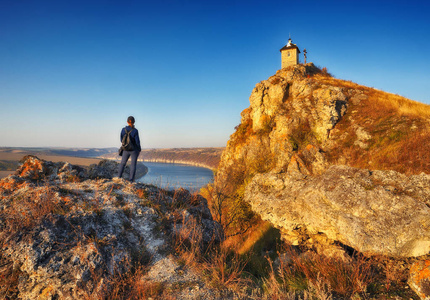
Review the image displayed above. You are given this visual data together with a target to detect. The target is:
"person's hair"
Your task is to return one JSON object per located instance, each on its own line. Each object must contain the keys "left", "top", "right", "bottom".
{"left": 127, "top": 116, "right": 135, "bottom": 124}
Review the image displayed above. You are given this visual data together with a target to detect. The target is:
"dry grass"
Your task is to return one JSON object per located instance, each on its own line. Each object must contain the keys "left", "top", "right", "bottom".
{"left": 0, "top": 186, "right": 68, "bottom": 237}
{"left": 323, "top": 76, "right": 430, "bottom": 175}
{"left": 314, "top": 74, "right": 430, "bottom": 118}
{"left": 370, "top": 89, "right": 430, "bottom": 118}
{"left": 231, "top": 114, "right": 254, "bottom": 148}
{"left": 0, "top": 184, "right": 73, "bottom": 299}
{"left": 263, "top": 245, "right": 373, "bottom": 299}
{"left": 169, "top": 198, "right": 252, "bottom": 297}
{"left": 201, "top": 247, "right": 251, "bottom": 292}
{"left": 101, "top": 265, "right": 169, "bottom": 300}
{"left": 234, "top": 220, "right": 274, "bottom": 255}
{"left": 0, "top": 258, "right": 22, "bottom": 299}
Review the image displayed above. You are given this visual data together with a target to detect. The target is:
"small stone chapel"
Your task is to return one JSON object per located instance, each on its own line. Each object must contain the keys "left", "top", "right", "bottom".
{"left": 279, "top": 38, "right": 300, "bottom": 68}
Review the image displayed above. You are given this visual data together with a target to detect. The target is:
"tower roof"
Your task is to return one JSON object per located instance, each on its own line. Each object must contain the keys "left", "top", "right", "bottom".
{"left": 280, "top": 38, "right": 301, "bottom": 53}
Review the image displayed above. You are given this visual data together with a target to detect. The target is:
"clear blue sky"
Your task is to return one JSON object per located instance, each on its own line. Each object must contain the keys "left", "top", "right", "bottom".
{"left": 1, "top": 0, "right": 429, "bottom": 148}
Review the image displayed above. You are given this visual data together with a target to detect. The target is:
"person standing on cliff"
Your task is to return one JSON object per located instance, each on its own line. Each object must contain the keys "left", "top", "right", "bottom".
{"left": 118, "top": 116, "right": 141, "bottom": 182}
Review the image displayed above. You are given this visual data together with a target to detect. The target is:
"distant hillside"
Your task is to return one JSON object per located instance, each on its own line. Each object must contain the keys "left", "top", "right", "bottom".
{"left": 47, "top": 147, "right": 117, "bottom": 157}
{"left": 102, "top": 147, "right": 224, "bottom": 170}
{"left": 0, "top": 147, "right": 117, "bottom": 158}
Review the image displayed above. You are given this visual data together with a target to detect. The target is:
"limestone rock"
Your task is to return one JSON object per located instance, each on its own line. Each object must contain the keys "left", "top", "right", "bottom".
{"left": 88, "top": 159, "right": 119, "bottom": 179}
{"left": 13, "top": 155, "right": 148, "bottom": 182}
{"left": 0, "top": 156, "right": 222, "bottom": 299}
{"left": 216, "top": 64, "right": 430, "bottom": 260}
{"left": 213, "top": 63, "right": 430, "bottom": 298}
{"left": 88, "top": 159, "right": 148, "bottom": 180}
{"left": 16, "top": 155, "right": 88, "bottom": 182}
{"left": 244, "top": 165, "right": 430, "bottom": 257}
{"left": 216, "top": 64, "right": 348, "bottom": 191}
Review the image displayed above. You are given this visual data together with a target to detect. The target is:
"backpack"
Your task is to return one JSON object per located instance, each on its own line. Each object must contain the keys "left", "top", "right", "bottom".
{"left": 121, "top": 128, "right": 135, "bottom": 151}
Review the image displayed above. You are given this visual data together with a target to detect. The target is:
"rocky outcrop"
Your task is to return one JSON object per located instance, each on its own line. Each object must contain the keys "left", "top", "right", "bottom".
{"left": 0, "top": 156, "right": 222, "bottom": 299}
{"left": 14, "top": 155, "right": 148, "bottom": 182}
{"left": 245, "top": 165, "right": 430, "bottom": 257}
{"left": 215, "top": 64, "right": 349, "bottom": 191}
{"left": 215, "top": 64, "right": 430, "bottom": 260}
{"left": 88, "top": 159, "right": 148, "bottom": 180}
{"left": 15, "top": 155, "right": 89, "bottom": 182}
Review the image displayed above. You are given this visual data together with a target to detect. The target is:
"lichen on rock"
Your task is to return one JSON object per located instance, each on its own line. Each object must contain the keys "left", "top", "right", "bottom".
{"left": 0, "top": 156, "right": 222, "bottom": 299}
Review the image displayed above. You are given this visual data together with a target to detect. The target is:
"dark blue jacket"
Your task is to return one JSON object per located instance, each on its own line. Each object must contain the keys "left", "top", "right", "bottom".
{"left": 120, "top": 126, "right": 141, "bottom": 152}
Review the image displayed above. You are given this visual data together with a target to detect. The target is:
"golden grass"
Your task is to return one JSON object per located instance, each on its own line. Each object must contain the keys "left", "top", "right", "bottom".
{"left": 314, "top": 74, "right": 430, "bottom": 119}
{"left": 367, "top": 89, "right": 430, "bottom": 119}
{"left": 320, "top": 75, "right": 430, "bottom": 175}
{"left": 0, "top": 186, "right": 64, "bottom": 235}
{"left": 235, "top": 220, "right": 273, "bottom": 255}
{"left": 264, "top": 245, "right": 373, "bottom": 299}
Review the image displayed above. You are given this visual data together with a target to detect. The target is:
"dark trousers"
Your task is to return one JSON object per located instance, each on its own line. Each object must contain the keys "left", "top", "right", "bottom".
{"left": 118, "top": 150, "right": 140, "bottom": 182}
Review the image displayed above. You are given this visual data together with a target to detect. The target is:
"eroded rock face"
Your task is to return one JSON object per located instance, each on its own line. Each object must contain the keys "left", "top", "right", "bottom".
{"left": 244, "top": 165, "right": 430, "bottom": 257}
{"left": 216, "top": 64, "right": 430, "bottom": 261}
{"left": 0, "top": 156, "right": 222, "bottom": 299}
{"left": 216, "top": 64, "right": 348, "bottom": 188}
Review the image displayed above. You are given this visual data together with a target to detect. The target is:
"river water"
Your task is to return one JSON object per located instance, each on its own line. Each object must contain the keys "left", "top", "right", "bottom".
{"left": 138, "top": 162, "right": 214, "bottom": 191}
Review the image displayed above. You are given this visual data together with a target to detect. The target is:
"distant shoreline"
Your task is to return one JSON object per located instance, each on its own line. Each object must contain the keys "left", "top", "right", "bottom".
{"left": 140, "top": 159, "right": 215, "bottom": 171}
{"left": 100, "top": 148, "right": 223, "bottom": 171}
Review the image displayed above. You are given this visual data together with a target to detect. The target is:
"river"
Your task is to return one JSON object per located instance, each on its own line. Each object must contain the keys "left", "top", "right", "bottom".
{"left": 138, "top": 162, "right": 214, "bottom": 191}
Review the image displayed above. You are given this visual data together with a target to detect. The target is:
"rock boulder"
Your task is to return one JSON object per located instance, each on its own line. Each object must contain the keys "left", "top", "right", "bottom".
{"left": 244, "top": 165, "right": 430, "bottom": 257}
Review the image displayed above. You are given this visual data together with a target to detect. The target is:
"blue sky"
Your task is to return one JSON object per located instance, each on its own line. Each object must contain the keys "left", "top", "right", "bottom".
{"left": 1, "top": 0, "right": 429, "bottom": 148}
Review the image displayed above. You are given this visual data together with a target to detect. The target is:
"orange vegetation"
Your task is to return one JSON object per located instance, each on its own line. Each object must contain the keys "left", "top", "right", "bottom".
{"left": 322, "top": 76, "right": 430, "bottom": 175}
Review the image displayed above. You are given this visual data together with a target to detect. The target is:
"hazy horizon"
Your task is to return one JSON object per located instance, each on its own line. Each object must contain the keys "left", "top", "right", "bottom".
{"left": 1, "top": 0, "right": 429, "bottom": 149}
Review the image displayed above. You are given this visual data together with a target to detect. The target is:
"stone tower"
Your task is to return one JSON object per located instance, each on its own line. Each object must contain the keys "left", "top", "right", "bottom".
{"left": 280, "top": 38, "right": 300, "bottom": 68}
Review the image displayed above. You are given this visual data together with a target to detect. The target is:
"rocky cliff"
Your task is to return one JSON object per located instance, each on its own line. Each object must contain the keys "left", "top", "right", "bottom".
{"left": 214, "top": 64, "right": 430, "bottom": 296}
{"left": 0, "top": 156, "right": 222, "bottom": 299}
{"left": 216, "top": 64, "right": 430, "bottom": 255}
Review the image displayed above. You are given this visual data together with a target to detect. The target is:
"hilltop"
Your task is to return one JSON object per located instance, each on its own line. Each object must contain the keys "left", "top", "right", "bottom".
{"left": 213, "top": 63, "right": 430, "bottom": 299}
{"left": 0, "top": 156, "right": 223, "bottom": 299}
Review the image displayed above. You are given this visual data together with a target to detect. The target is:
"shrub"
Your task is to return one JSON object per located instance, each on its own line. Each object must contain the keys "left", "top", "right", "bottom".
{"left": 231, "top": 117, "right": 254, "bottom": 147}
{"left": 321, "top": 67, "right": 333, "bottom": 77}
{"left": 288, "top": 120, "right": 315, "bottom": 152}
